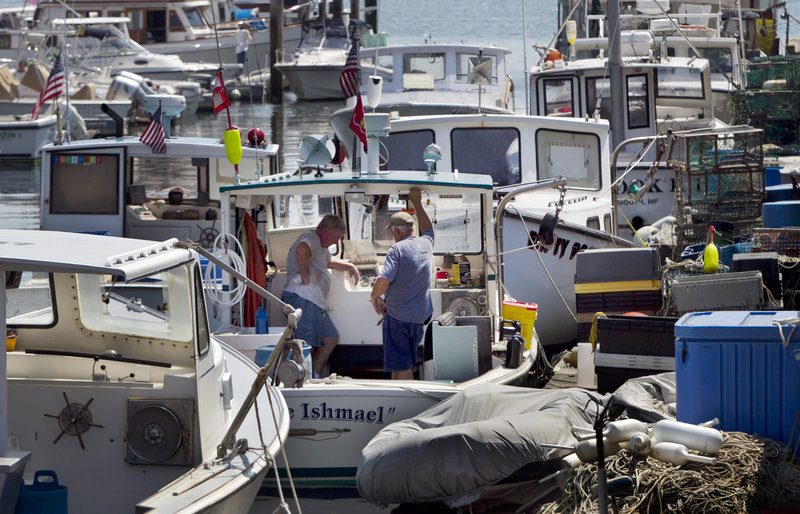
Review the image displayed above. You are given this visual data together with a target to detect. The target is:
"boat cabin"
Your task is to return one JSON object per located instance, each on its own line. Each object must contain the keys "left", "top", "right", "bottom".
{"left": 39, "top": 136, "right": 278, "bottom": 246}
{"left": 359, "top": 43, "right": 512, "bottom": 111}
{"left": 218, "top": 169, "right": 500, "bottom": 374}
{"left": 530, "top": 55, "right": 714, "bottom": 159}
{"left": 380, "top": 113, "right": 614, "bottom": 233}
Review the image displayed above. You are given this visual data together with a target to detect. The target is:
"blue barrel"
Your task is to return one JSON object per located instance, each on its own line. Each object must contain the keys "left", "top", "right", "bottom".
{"left": 762, "top": 200, "right": 800, "bottom": 228}
{"left": 15, "top": 470, "right": 68, "bottom": 514}
{"left": 254, "top": 342, "right": 312, "bottom": 372}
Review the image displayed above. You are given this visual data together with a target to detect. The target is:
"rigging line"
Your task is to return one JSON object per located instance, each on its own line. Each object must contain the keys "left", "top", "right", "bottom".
{"left": 510, "top": 206, "right": 578, "bottom": 322}
{"left": 264, "top": 381, "right": 303, "bottom": 514}
{"left": 595, "top": 135, "right": 660, "bottom": 200}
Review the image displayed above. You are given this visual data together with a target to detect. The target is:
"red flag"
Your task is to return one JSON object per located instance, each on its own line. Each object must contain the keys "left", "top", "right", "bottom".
{"left": 211, "top": 71, "right": 230, "bottom": 114}
{"left": 340, "top": 43, "right": 367, "bottom": 152}
{"left": 139, "top": 107, "right": 167, "bottom": 153}
{"left": 349, "top": 94, "right": 367, "bottom": 153}
{"left": 29, "top": 53, "right": 64, "bottom": 121}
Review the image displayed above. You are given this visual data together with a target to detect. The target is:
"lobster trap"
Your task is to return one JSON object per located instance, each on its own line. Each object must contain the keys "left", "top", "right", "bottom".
{"left": 667, "top": 126, "right": 765, "bottom": 251}
{"left": 744, "top": 55, "right": 800, "bottom": 89}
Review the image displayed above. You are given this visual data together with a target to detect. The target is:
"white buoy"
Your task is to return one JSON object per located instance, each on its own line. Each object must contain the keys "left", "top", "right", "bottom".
{"left": 650, "top": 419, "right": 724, "bottom": 455}
{"left": 650, "top": 441, "right": 716, "bottom": 466}
{"left": 628, "top": 432, "right": 652, "bottom": 456}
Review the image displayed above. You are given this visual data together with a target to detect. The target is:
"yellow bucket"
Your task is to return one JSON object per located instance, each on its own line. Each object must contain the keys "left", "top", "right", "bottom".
{"left": 6, "top": 334, "right": 16, "bottom": 352}
{"left": 502, "top": 300, "right": 538, "bottom": 350}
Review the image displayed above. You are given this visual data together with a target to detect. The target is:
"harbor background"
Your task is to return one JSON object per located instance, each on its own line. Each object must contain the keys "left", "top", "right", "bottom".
{"left": 3, "top": 0, "right": 800, "bottom": 231}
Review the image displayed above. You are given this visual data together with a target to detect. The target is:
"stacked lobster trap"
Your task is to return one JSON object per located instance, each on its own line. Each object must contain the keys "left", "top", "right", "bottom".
{"left": 667, "top": 126, "right": 766, "bottom": 253}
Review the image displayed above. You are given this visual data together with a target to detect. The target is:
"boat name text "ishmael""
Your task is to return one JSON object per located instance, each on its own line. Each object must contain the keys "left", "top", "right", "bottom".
{"left": 293, "top": 402, "right": 392, "bottom": 424}
{"left": 527, "top": 231, "right": 589, "bottom": 260}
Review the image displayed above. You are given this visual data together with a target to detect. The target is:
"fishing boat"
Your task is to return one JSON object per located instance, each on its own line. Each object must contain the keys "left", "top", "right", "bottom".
{"left": 0, "top": 229, "right": 291, "bottom": 512}
{"left": 201, "top": 136, "right": 555, "bottom": 491}
{"left": 529, "top": 48, "right": 723, "bottom": 234}
{"left": 274, "top": 15, "right": 369, "bottom": 100}
{"left": 377, "top": 112, "right": 636, "bottom": 348}
{"left": 32, "top": 0, "right": 304, "bottom": 68}
{"left": 0, "top": 113, "right": 57, "bottom": 158}
{"left": 329, "top": 42, "right": 515, "bottom": 153}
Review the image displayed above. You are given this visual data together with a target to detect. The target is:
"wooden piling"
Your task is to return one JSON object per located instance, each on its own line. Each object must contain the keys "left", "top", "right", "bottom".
{"left": 269, "top": 0, "right": 283, "bottom": 102}
{"left": 364, "top": 0, "right": 377, "bottom": 32}
{"left": 350, "top": 0, "right": 360, "bottom": 19}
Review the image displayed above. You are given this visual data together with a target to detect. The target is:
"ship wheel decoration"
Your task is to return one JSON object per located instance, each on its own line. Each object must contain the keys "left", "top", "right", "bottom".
{"left": 43, "top": 392, "right": 104, "bottom": 450}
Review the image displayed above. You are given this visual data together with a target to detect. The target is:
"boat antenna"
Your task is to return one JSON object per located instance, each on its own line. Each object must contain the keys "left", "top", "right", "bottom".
{"left": 209, "top": 2, "right": 241, "bottom": 180}
{"left": 522, "top": 0, "right": 529, "bottom": 114}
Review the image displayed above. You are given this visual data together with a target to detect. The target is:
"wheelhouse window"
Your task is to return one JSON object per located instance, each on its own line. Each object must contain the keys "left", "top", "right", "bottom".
{"left": 451, "top": 127, "right": 520, "bottom": 186}
{"left": 194, "top": 268, "right": 209, "bottom": 356}
{"left": 655, "top": 66, "right": 705, "bottom": 99}
{"left": 169, "top": 10, "right": 185, "bottom": 31}
{"left": 403, "top": 53, "right": 445, "bottom": 81}
{"left": 347, "top": 192, "right": 483, "bottom": 255}
{"left": 536, "top": 129, "right": 602, "bottom": 190}
{"left": 626, "top": 74, "right": 649, "bottom": 129}
{"left": 272, "top": 195, "right": 335, "bottom": 230}
{"left": 586, "top": 77, "right": 611, "bottom": 121}
{"left": 456, "top": 53, "right": 497, "bottom": 83}
{"left": 380, "top": 129, "right": 435, "bottom": 171}
{"left": 183, "top": 7, "right": 209, "bottom": 28}
{"left": 543, "top": 77, "right": 574, "bottom": 116}
{"left": 76, "top": 267, "right": 193, "bottom": 342}
{"left": 6, "top": 272, "right": 55, "bottom": 327}
{"left": 50, "top": 153, "right": 119, "bottom": 215}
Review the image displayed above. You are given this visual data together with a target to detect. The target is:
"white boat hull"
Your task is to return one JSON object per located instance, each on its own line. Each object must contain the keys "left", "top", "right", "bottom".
{"left": 0, "top": 115, "right": 57, "bottom": 158}
{"left": 501, "top": 211, "right": 636, "bottom": 347}
{"left": 275, "top": 63, "right": 345, "bottom": 100}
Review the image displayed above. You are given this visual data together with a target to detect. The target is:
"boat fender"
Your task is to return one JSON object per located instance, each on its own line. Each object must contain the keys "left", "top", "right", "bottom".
{"left": 504, "top": 335, "right": 523, "bottom": 368}
{"left": 224, "top": 129, "right": 243, "bottom": 166}
{"left": 628, "top": 432, "right": 652, "bottom": 456}
{"left": 650, "top": 419, "right": 723, "bottom": 454}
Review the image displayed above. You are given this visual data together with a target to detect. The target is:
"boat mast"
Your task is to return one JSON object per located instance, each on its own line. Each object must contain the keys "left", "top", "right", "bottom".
{"left": 608, "top": 0, "right": 625, "bottom": 151}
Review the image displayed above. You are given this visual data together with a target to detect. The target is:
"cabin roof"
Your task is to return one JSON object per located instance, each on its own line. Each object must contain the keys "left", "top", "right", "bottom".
{"left": 221, "top": 169, "right": 494, "bottom": 195}
{"left": 0, "top": 230, "right": 192, "bottom": 280}
{"left": 41, "top": 136, "right": 278, "bottom": 159}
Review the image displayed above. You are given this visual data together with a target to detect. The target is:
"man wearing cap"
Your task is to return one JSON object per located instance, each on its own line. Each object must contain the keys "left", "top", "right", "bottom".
{"left": 282, "top": 215, "right": 360, "bottom": 378}
{"left": 236, "top": 22, "right": 252, "bottom": 68}
{"left": 370, "top": 187, "right": 433, "bottom": 380}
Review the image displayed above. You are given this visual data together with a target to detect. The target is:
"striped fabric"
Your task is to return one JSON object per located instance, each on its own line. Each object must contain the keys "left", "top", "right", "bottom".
{"left": 139, "top": 107, "right": 167, "bottom": 153}
{"left": 339, "top": 43, "right": 361, "bottom": 98}
{"left": 29, "top": 53, "right": 65, "bottom": 121}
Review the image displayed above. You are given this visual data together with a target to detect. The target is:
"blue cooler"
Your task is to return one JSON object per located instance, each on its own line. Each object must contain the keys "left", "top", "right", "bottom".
{"left": 254, "top": 342, "right": 312, "bottom": 373}
{"left": 15, "top": 470, "right": 68, "bottom": 514}
{"left": 675, "top": 311, "right": 800, "bottom": 445}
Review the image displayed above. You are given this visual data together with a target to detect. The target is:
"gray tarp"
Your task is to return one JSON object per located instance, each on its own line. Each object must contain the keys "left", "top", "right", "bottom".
{"left": 356, "top": 382, "right": 609, "bottom": 507}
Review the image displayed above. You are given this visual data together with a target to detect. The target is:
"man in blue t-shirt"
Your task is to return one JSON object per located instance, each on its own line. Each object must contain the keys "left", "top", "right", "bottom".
{"left": 370, "top": 187, "right": 433, "bottom": 380}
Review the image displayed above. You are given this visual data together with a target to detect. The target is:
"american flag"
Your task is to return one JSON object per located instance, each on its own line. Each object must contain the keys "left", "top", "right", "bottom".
{"left": 29, "top": 53, "right": 65, "bottom": 120}
{"left": 339, "top": 43, "right": 361, "bottom": 99}
{"left": 139, "top": 107, "right": 167, "bottom": 153}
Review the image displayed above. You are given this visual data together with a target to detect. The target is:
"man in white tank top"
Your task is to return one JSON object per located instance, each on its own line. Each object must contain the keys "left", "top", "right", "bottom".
{"left": 282, "top": 215, "right": 359, "bottom": 377}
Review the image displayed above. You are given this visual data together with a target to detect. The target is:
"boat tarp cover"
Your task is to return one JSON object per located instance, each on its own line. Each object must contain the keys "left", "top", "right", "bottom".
{"left": 356, "top": 382, "right": 608, "bottom": 507}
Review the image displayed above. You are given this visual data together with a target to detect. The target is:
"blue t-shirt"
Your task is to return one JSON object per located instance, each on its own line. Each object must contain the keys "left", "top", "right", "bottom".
{"left": 379, "top": 229, "right": 434, "bottom": 324}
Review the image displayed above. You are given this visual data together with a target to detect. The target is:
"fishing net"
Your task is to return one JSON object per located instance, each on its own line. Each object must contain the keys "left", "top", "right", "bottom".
{"left": 535, "top": 431, "right": 800, "bottom": 514}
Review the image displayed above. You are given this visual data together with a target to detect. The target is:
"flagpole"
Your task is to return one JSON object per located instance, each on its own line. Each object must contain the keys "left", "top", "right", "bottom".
{"left": 62, "top": 2, "right": 70, "bottom": 142}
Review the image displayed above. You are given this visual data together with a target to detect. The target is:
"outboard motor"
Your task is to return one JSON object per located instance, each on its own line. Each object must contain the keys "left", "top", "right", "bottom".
{"left": 106, "top": 71, "right": 155, "bottom": 102}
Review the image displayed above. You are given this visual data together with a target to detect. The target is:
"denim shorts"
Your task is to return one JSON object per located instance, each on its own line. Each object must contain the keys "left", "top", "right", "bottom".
{"left": 382, "top": 315, "right": 424, "bottom": 372}
{"left": 281, "top": 292, "right": 338, "bottom": 348}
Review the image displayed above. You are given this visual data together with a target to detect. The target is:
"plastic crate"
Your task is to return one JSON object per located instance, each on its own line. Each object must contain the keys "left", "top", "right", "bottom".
{"left": 596, "top": 314, "right": 679, "bottom": 356}
{"left": 574, "top": 247, "right": 661, "bottom": 283}
{"left": 671, "top": 271, "right": 763, "bottom": 313}
{"left": 596, "top": 366, "right": 670, "bottom": 394}
{"left": 675, "top": 310, "right": 800, "bottom": 445}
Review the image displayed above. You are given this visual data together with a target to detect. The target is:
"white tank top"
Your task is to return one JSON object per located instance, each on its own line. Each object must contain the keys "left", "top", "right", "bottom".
{"left": 283, "top": 230, "right": 331, "bottom": 308}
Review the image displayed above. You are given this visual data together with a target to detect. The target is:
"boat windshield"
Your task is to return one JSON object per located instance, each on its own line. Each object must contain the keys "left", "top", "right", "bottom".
{"left": 655, "top": 66, "right": 705, "bottom": 99}
{"left": 348, "top": 192, "right": 483, "bottom": 255}
{"left": 6, "top": 272, "right": 55, "bottom": 327}
{"left": 75, "top": 266, "right": 194, "bottom": 342}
